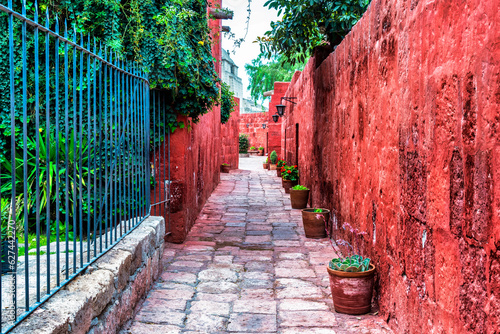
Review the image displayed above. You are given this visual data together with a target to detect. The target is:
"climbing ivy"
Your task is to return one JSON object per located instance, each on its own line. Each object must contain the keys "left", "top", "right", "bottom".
{"left": 71, "top": 0, "right": 221, "bottom": 123}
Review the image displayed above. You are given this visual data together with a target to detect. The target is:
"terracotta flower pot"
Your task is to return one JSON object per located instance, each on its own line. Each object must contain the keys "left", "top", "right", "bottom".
{"left": 277, "top": 168, "right": 282, "bottom": 177}
{"left": 290, "top": 189, "right": 309, "bottom": 209}
{"left": 327, "top": 264, "right": 376, "bottom": 315}
{"left": 301, "top": 208, "right": 329, "bottom": 238}
{"left": 263, "top": 163, "right": 269, "bottom": 169}
{"left": 259, "top": 149, "right": 264, "bottom": 156}
{"left": 282, "top": 179, "right": 298, "bottom": 193}
{"left": 270, "top": 164, "right": 277, "bottom": 170}
{"left": 221, "top": 165, "right": 230, "bottom": 173}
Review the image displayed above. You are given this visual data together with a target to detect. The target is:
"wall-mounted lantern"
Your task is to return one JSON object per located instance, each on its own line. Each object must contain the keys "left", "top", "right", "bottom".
{"left": 272, "top": 114, "right": 279, "bottom": 123}
{"left": 262, "top": 123, "right": 267, "bottom": 129}
{"left": 275, "top": 97, "right": 297, "bottom": 117}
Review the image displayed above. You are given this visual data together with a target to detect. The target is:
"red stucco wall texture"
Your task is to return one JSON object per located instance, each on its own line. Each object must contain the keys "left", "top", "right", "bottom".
{"left": 282, "top": 0, "right": 500, "bottom": 333}
{"left": 221, "top": 97, "right": 240, "bottom": 169}
{"left": 268, "top": 82, "right": 290, "bottom": 158}
{"left": 239, "top": 112, "right": 268, "bottom": 151}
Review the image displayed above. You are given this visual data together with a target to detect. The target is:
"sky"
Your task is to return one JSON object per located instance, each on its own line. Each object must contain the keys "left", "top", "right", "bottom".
{"left": 221, "top": 0, "right": 279, "bottom": 100}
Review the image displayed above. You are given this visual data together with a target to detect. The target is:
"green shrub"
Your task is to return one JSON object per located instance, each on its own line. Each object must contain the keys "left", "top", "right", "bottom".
{"left": 292, "top": 185, "right": 309, "bottom": 191}
{"left": 249, "top": 146, "right": 256, "bottom": 150}
{"left": 269, "top": 151, "right": 278, "bottom": 164}
{"left": 239, "top": 134, "right": 249, "bottom": 153}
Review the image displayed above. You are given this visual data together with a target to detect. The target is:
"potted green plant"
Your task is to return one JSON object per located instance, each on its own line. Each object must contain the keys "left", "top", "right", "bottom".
{"left": 248, "top": 146, "right": 259, "bottom": 156}
{"left": 290, "top": 185, "right": 309, "bottom": 209}
{"left": 301, "top": 208, "right": 329, "bottom": 238}
{"left": 276, "top": 159, "right": 286, "bottom": 177}
{"left": 269, "top": 151, "right": 278, "bottom": 170}
{"left": 281, "top": 165, "right": 299, "bottom": 193}
{"left": 319, "top": 216, "right": 375, "bottom": 315}
{"left": 221, "top": 162, "right": 231, "bottom": 173}
{"left": 258, "top": 146, "right": 264, "bottom": 156}
{"left": 263, "top": 157, "right": 269, "bottom": 169}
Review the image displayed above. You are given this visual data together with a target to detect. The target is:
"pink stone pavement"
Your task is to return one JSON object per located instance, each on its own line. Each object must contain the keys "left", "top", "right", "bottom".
{"left": 121, "top": 156, "right": 392, "bottom": 333}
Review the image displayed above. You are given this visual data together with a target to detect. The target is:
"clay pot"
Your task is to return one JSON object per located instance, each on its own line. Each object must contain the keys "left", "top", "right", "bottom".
{"left": 277, "top": 168, "right": 282, "bottom": 177}
{"left": 221, "top": 165, "right": 230, "bottom": 173}
{"left": 282, "top": 179, "right": 298, "bottom": 193}
{"left": 327, "top": 264, "right": 376, "bottom": 315}
{"left": 301, "top": 208, "right": 329, "bottom": 238}
{"left": 259, "top": 149, "right": 264, "bottom": 156}
{"left": 290, "top": 189, "right": 309, "bottom": 209}
{"left": 263, "top": 163, "right": 269, "bottom": 169}
{"left": 269, "top": 164, "right": 277, "bottom": 170}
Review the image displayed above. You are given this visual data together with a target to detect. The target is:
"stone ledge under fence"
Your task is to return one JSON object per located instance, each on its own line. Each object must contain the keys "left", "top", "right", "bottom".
{"left": 10, "top": 216, "right": 165, "bottom": 334}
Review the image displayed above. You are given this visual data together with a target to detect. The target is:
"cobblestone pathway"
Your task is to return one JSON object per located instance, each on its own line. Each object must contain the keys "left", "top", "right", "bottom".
{"left": 121, "top": 157, "right": 392, "bottom": 334}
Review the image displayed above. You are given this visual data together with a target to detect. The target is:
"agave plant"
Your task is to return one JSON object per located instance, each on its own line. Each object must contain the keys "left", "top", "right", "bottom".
{"left": 330, "top": 255, "right": 371, "bottom": 273}
{"left": 0, "top": 130, "right": 95, "bottom": 233}
{"left": 317, "top": 215, "right": 372, "bottom": 273}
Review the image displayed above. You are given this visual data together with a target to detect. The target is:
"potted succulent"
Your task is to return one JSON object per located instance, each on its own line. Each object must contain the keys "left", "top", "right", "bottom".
{"left": 269, "top": 151, "right": 278, "bottom": 170}
{"left": 290, "top": 185, "right": 309, "bottom": 209}
{"left": 263, "top": 157, "right": 269, "bottom": 169}
{"left": 319, "top": 216, "right": 375, "bottom": 315}
{"left": 221, "top": 162, "right": 231, "bottom": 173}
{"left": 276, "top": 159, "right": 286, "bottom": 177}
{"left": 281, "top": 165, "right": 299, "bottom": 193}
{"left": 258, "top": 146, "right": 264, "bottom": 156}
{"left": 301, "top": 208, "right": 329, "bottom": 238}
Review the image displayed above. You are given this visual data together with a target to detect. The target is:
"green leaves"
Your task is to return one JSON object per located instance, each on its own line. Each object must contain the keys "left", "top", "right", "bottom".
{"left": 260, "top": 0, "right": 371, "bottom": 64}
{"left": 220, "top": 82, "right": 236, "bottom": 124}
{"left": 245, "top": 53, "right": 304, "bottom": 105}
{"left": 330, "top": 256, "right": 371, "bottom": 272}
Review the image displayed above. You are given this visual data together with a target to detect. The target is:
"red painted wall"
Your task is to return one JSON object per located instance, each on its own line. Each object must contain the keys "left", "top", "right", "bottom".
{"left": 221, "top": 97, "right": 240, "bottom": 169}
{"left": 282, "top": 0, "right": 500, "bottom": 333}
{"left": 268, "top": 82, "right": 290, "bottom": 158}
{"left": 239, "top": 112, "right": 268, "bottom": 152}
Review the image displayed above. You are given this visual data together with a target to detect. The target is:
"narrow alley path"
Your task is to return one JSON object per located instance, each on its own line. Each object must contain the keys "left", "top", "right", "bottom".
{"left": 121, "top": 157, "right": 392, "bottom": 334}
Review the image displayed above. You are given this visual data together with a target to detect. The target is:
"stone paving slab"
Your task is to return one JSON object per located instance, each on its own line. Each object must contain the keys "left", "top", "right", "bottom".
{"left": 120, "top": 156, "right": 393, "bottom": 334}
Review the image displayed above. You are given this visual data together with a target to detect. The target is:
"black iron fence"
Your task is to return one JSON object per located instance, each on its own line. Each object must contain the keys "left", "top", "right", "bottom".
{"left": 0, "top": 1, "right": 172, "bottom": 332}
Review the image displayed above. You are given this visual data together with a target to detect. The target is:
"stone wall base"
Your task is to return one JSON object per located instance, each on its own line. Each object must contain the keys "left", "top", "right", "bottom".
{"left": 12, "top": 216, "right": 165, "bottom": 334}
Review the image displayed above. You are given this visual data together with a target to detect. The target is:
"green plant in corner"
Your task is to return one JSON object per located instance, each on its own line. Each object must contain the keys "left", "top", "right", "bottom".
{"left": 220, "top": 82, "right": 237, "bottom": 124}
{"left": 292, "top": 185, "right": 309, "bottom": 191}
{"left": 269, "top": 150, "right": 278, "bottom": 164}
{"left": 239, "top": 134, "right": 250, "bottom": 153}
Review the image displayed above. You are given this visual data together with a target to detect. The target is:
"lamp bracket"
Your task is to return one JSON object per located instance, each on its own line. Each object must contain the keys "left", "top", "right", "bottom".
{"left": 281, "top": 97, "right": 297, "bottom": 105}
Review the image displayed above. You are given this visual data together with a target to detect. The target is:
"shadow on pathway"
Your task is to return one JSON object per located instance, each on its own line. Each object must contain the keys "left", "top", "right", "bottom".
{"left": 121, "top": 156, "right": 392, "bottom": 334}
